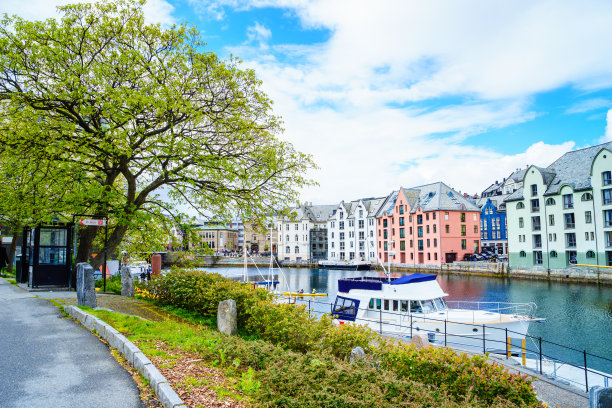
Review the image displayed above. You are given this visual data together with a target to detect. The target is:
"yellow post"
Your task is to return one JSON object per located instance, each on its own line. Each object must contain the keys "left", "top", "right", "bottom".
{"left": 521, "top": 338, "right": 526, "bottom": 366}
{"left": 507, "top": 337, "right": 511, "bottom": 358}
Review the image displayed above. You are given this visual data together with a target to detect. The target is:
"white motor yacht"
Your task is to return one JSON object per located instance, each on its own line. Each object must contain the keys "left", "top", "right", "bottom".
{"left": 333, "top": 273, "right": 544, "bottom": 352}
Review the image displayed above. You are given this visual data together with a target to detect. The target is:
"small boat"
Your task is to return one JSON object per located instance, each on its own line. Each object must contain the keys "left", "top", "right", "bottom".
{"left": 318, "top": 260, "right": 372, "bottom": 270}
{"left": 333, "top": 273, "right": 543, "bottom": 352}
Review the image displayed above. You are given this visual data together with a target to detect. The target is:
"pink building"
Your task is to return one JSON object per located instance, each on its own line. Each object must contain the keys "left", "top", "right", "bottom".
{"left": 375, "top": 182, "right": 481, "bottom": 266}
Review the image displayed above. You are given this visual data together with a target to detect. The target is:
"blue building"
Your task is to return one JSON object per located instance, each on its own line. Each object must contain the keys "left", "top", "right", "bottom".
{"left": 477, "top": 169, "right": 526, "bottom": 256}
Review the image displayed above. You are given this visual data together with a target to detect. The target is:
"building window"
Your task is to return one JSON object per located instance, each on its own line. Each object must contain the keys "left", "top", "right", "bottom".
{"left": 400, "top": 241, "right": 405, "bottom": 250}
{"left": 410, "top": 240, "right": 413, "bottom": 248}
{"left": 427, "top": 253, "right": 431, "bottom": 260}
{"left": 603, "top": 171, "right": 612, "bottom": 186}
{"left": 534, "top": 251, "right": 543, "bottom": 265}
{"left": 461, "top": 225, "right": 466, "bottom": 236}
{"left": 399, "top": 206, "right": 404, "bottom": 215}
{"left": 567, "top": 251, "right": 577, "bottom": 265}
{"left": 548, "top": 214, "right": 554, "bottom": 226}
{"left": 426, "top": 239, "right": 430, "bottom": 248}
{"left": 531, "top": 199, "right": 540, "bottom": 212}
{"left": 417, "top": 226, "right": 423, "bottom": 237}
{"left": 585, "top": 211, "right": 592, "bottom": 224}
{"left": 564, "top": 213, "right": 575, "bottom": 229}
{"left": 460, "top": 213, "right": 465, "bottom": 222}
{"left": 603, "top": 189, "right": 612, "bottom": 205}
{"left": 533, "top": 235, "right": 542, "bottom": 249}
{"left": 587, "top": 250, "right": 595, "bottom": 258}
{"left": 433, "top": 238, "right": 437, "bottom": 247}
{"left": 546, "top": 197, "right": 556, "bottom": 206}
{"left": 339, "top": 221, "right": 345, "bottom": 230}
{"left": 417, "top": 215, "right": 423, "bottom": 224}
{"left": 520, "top": 251, "right": 526, "bottom": 257}
{"left": 445, "top": 225, "right": 449, "bottom": 233}
{"left": 383, "top": 219, "right": 387, "bottom": 228}
{"left": 519, "top": 217, "right": 524, "bottom": 228}
{"left": 433, "top": 212, "right": 437, "bottom": 220}
{"left": 566, "top": 233, "right": 577, "bottom": 248}
{"left": 532, "top": 216, "right": 541, "bottom": 231}
{"left": 433, "top": 225, "right": 437, "bottom": 233}
{"left": 349, "top": 220, "right": 354, "bottom": 227}
{"left": 418, "top": 240, "right": 423, "bottom": 251}
{"left": 339, "top": 211, "right": 344, "bottom": 219}
{"left": 444, "top": 212, "right": 449, "bottom": 220}
{"left": 516, "top": 202, "right": 525, "bottom": 209}
{"left": 286, "top": 246, "right": 290, "bottom": 253}
{"left": 605, "top": 231, "right": 612, "bottom": 247}
{"left": 359, "top": 209, "right": 364, "bottom": 218}
{"left": 461, "top": 239, "right": 466, "bottom": 250}
{"left": 581, "top": 192, "right": 593, "bottom": 201}
{"left": 359, "top": 220, "right": 364, "bottom": 229}
{"left": 563, "top": 194, "right": 574, "bottom": 209}
{"left": 399, "top": 217, "right": 404, "bottom": 226}
{"left": 531, "top": 184, "right": 538, "bottom": 196}
{"left": 399, "top": 228, "right": 405, "bottom": 238}
{"left": 434, "top": 253, "right": 438, "bottom": 260}
{"left": 295, "top": 234, "right": 299, "bottom": 241}
{"left": 426, "top": 213, "right": 429, "bottom": 221}
{"left": 426, "top": 225, "right": 430, "bottom": 234}
{"left": 550, "top": 250, "right": 557, "bottom": 258}
{"left": 409, "top": 226, "right": 412, "bottom": 234}
{"left": 605, "top": 210, "right": 612, "bottom": 227}
{"left": 473, "top": 225, "right": 478, "bottom": 233}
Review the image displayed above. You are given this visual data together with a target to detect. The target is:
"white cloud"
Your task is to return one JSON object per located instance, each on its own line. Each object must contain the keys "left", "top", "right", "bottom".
{"left": 566, "top": 98, "right": 611, "bottom": 114}
{"left": 246, "top": 22, "right": 271, "bottom": 48}
{"left": 603, "top": 109, "right": 612, "bottom": 143}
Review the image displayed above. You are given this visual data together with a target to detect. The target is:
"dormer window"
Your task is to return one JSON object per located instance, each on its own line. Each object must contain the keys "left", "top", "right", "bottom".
{"left": 531, "top": 184, "right": 538, "bottom": 196}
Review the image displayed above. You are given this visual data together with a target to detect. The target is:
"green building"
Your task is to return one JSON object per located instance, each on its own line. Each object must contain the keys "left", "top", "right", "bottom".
{"left": 506, "top": 142, "right": 612, "bottom": 270}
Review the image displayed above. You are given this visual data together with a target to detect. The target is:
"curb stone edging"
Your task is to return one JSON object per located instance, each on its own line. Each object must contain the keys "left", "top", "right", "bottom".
{"left": 64, "top": 305, "right": 186, "bottom": 408}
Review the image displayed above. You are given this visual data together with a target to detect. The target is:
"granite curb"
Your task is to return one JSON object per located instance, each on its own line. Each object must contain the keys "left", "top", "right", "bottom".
{"left": 65, "top": 305, "right": 186, "bottom": 408}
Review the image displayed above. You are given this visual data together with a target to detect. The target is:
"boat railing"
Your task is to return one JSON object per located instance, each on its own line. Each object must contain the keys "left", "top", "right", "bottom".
{"left": 445, "top": 300, "right": 537, "bottom": 318}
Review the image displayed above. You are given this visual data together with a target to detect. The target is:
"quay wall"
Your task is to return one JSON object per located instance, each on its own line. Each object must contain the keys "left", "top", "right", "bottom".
{"left": 162, "top": 252, "right": 612, "bottom": 284}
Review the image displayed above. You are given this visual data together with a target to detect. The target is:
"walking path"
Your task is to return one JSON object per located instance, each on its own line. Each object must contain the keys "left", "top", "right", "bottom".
{"left": 0, "top": 278, "right": 143, "bottom": 408}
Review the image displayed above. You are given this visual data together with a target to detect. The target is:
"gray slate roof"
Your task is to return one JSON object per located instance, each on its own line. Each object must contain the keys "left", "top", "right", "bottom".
{"left": 505, "top": 141, "right": 612, "bottom": 201}
{"left": 377, "top": 182, "right": 480, "bottom": 217}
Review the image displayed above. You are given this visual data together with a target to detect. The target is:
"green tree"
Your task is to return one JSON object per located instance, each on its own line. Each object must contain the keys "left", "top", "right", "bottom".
{"left": 0, "top": 0, "right": 314, "bottom": 271}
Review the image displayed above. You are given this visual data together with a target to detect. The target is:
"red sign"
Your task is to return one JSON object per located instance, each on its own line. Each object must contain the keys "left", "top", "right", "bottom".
{"left": 79, "top": 219, "right": 106, "bottom": 226}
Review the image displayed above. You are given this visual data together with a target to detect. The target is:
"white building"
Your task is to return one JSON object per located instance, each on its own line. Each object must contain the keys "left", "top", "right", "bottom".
{"left": 327, "top": 197, "right": 385, "bottom": 262}
{"left": 277, "top": 203, "right": 335, "bottom": 262}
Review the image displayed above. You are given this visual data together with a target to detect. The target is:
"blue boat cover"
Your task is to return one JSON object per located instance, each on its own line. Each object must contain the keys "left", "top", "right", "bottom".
{"left": 389, "top": 273, "right": 437, "bottom": 285}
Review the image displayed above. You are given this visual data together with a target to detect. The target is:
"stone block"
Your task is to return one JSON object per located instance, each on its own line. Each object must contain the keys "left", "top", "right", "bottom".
{"left": 120, "top": 266, "right": 135, "bottom": 297}
{"left": 76, "top": 263, "right": 97, "bottom": 308}
{"left": 217, "top": 299, "right": 237, "bottom": 335}
{"left": 134, "top": 352, "right": 153, "bottom": 373}
{"left": 590, "top": 386, "right": 612, "bottom": 408}
{"left": 122, "top": 341, "right": 141, "bottom": 365}
{"left": 143, "top": 364, "right": 167, "bottom": 393}
{"left": 410, "top": 334, "right": 431, "bottom": 349}
{"left": 157, "top": 382, "right": 184, "bottom": 408}
{"left": 350, "top": 346, "right": 365, "bottom": 363}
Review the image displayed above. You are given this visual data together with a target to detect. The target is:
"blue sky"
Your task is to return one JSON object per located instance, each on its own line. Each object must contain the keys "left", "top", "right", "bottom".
{"left": 5, "top": 0, "right": 612, "bottom": 203}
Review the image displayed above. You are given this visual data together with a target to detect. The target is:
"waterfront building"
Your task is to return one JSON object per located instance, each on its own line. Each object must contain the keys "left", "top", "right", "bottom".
{"left": 477, "top": 169, "right": 526, "bottom": 256}
{"left": 375, "top": 182, "right": 481, "bottom": 266}
{"left": 326, "top": 197, "right": 385, "bottom": 262}
{"left": 506, "top": 142, "right": 612, "bottom": 268}
{"left": 191, "top": 225, "right": 239, "bottom": 252}
{"left": 277, "top": 203, "right": 335, "bottom": 262}
{"left": 243, "top": 221, "right": 278, "bottom": 254}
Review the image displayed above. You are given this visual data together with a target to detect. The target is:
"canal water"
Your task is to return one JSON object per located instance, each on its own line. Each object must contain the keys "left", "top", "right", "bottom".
{"left": 211, "top": 266, "right": 612, "bottom": 374}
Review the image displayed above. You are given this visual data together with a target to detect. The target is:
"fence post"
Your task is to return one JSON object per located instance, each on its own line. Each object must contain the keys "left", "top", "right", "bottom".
{"left": 308, "top": 299, "right": 311, "bottom": 317}
{"left": 539, "top": 337, "right": 543, "bottom": 374}
{"left": 444, "top": 320, "right": 447, "bottom": 347}
{"left": 410, "top": 313, "right": 413, "bottom": 338}
{"left": 482, "top": 324, "right": 486, "bottom": 354}
{"left": 505, "top": 328, "right": 509, "bottom": 359}
{"left": 584, "top": 350, "right": 589, "bottom": 392}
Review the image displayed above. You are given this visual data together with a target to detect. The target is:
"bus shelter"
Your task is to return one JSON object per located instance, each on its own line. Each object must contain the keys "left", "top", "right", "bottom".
{"left": 21, "top": 224, "right": 73, "bottom": 288}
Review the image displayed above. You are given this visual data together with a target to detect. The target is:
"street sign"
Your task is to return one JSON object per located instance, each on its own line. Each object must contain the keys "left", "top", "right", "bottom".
{"left": 79, "top": 218, "right": 106, "bottom": 226}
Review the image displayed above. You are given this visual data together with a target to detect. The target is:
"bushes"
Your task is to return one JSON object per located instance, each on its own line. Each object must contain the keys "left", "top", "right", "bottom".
{"left": 142, "top": 270, "right": 540, "bottom": 407}
{"left": 95, "top": 274, "right": 122, "bottom": 295}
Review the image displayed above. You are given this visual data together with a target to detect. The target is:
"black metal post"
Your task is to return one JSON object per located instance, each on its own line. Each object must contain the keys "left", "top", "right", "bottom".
{"left": 308, "top": 299, "right": 311, "bottom": 317}
{"left": 103, "top": 218, "right": 108, "bottom": 292}
{"left": 584, "top": 350, "right": 589, "bottom": 392}
{"left": 539, "top": 337, "right": 543, "bottom": 374}
{"left": 505, "top": 328, "right": 508, "bottom": 359}
{"left": 410, "top": 313, "right": 413, "bottom": 338}
{"left": 482, "top": 324, "right": 486, "bottom": 354}
{"left": 444, "top": 320, "right": 447, "bottom": 347}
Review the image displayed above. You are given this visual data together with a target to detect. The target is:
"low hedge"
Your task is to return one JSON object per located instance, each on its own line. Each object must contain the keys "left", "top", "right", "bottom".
{"left": 141, "top": 270, "right": 540, "bottom": 407}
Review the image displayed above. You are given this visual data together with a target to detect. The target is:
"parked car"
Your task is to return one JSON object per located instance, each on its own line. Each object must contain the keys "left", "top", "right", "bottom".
{"left": 462, "top": 253, "right": 476, "bottom": 261}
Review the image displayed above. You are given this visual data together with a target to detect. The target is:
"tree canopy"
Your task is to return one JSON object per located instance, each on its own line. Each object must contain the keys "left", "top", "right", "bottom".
{"left": 0, "top": 0, "right": 314, "bottom": 266}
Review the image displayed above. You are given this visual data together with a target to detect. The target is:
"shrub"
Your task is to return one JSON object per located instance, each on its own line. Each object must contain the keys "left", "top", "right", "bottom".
{"left": 95, "top": 274, "right": 122, "bottom": 295}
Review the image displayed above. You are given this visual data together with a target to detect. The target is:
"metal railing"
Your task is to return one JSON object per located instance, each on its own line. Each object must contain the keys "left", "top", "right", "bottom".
{"left": 444, "top": 301, "right": 537, "bottom": 319}
{"left": 294, "top": 297, "right": 612, "bottom": 392}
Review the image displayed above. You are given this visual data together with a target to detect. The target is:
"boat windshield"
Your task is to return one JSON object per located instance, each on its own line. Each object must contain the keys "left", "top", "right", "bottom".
{"left": 420, "top": 300, "right": 435, "bottom": 313}
{"left": 433, "top": 297, "right": 447, "bottom": 311}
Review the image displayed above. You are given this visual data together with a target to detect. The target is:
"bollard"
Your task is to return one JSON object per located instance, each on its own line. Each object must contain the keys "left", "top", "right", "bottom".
{"left": 507, "top": 336, "right": 512, "bottom": 358}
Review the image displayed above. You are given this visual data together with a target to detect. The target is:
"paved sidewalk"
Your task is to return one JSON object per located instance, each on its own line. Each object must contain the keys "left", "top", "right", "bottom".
{"left": 0, "top": 278, "right": 143, "bottom": 408}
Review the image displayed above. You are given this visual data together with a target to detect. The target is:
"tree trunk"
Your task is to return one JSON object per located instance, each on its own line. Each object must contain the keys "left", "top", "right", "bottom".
{"left": 7, "top": 224, "right": 20, "bottom": 275}
{"left": 90, "top": 223, "right": 129, "bottom": 269}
